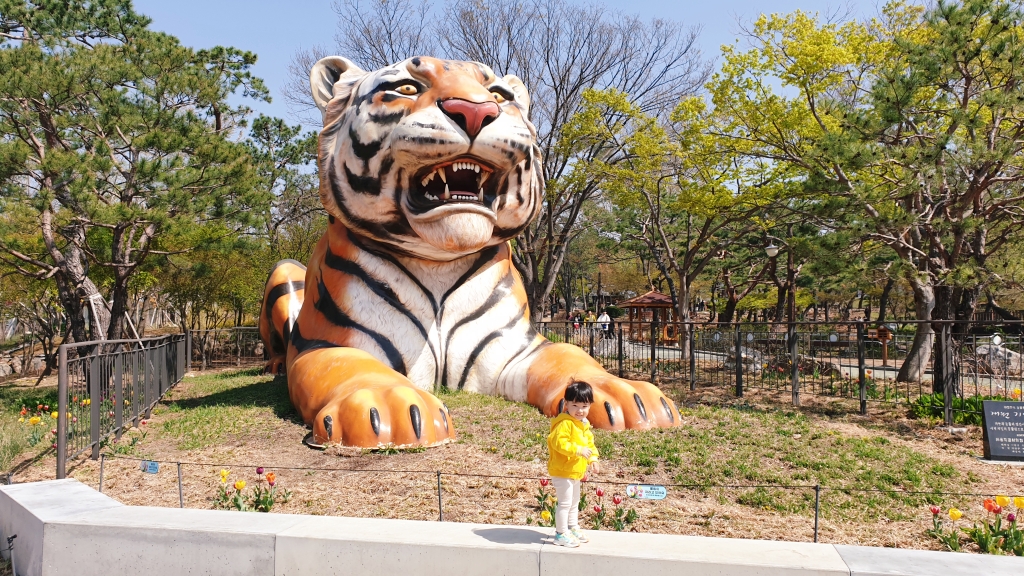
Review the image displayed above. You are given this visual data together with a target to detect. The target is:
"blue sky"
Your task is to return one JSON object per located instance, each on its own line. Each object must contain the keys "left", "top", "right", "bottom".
{"left": 134, "top": 0, "right": 865, "bottom": 126}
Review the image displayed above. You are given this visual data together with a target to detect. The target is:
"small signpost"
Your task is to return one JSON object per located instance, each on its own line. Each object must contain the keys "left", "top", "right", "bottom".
{"left": 867, "top": 326, "right": 892, "bottom": 366}
{"left": 140, "top": 460, "right": 160, "bottom": 474}
{"left": 625, "top": 484, "right": 667, "bottom": 500}
{"left": 982, "top": 401, "right": 1024, "bottom": 462}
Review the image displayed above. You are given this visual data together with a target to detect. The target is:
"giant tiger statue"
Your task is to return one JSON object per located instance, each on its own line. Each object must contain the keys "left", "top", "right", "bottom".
{"left": 259, "top": 55, "right": 680, "bottom": 448}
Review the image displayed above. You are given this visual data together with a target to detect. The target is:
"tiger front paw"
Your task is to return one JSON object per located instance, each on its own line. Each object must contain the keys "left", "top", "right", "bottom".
{"left": 312, "top": 381, "right": 456, "bottom": 448}
{"left": 264, "top": 357, "right": 286, "bottom": 375}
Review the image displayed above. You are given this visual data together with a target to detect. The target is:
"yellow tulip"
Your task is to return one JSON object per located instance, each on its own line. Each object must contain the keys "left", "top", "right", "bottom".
{"left": 949, "top": 508, "right": 963, "bottom": 521}
{"left": 28, "top": 417, "right": 40, "bottom": 426}
{"left": 233, "top": 480, "right": 246, "bottom": 491}
{"left": 219, "top": 469, "right": 229, "bottom": 483}
{"left": 50, "top": 411, "right": 58, "bottom": 419}
{"left": 541, "top": 510, "right": 552, "bottom": 522}
{"left": 996, "top": 495, "right": 1010, "bottom": 507}
{"left": 17, "top": 418, "right": 24, "bottom": 423}
{"left": 1015, "top": 497, "right": 1024, "bottom": 510}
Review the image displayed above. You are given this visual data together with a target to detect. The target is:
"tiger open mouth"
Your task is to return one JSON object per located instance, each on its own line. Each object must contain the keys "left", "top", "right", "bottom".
{"left": 410, "top": 158, "right": 497, "bottom": 212}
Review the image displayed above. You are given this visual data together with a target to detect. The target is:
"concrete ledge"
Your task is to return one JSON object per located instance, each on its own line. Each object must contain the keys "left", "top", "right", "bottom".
{"left": 1, "top": 479, "right": 1020, "bottom": 576}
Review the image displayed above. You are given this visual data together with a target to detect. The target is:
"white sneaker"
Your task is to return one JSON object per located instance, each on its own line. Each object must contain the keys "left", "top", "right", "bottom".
{"left": 569, "top": 527, "right": 589, "bottom": 543}
{"left": 553, "top": 532, "right": 579, "bottom": 548}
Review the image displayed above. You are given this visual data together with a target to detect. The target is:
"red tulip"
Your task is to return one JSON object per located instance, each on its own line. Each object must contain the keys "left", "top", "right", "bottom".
{"left": 593, "top": 505, "right": 602, "bottom": 513}
{"left": 539, "top": 478, "right": 549, "bottom": 487}
{"left": 929, "top": 505, "right": 940, "bottom": 516}
{"left": 1008, "top": 513, "right": 1017, "bottom": 523}
{"left": 43, "top": 405, "right": 49, "bottom": 411}
{"left": 256, "top": 467, "right": 265, "bottom": 475}
{"left": 993, "top": 505, "right": 1003, "bottom": 515}
{"left": 613, "top": 494, "right": 623, "bottom": 505}
{"left": 595, "top": 488, "right": 605, "bottom": 497}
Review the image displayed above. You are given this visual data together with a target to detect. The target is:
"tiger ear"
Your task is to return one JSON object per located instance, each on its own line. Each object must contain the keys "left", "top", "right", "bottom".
{"left": 503, "top": 74, "right": 530, "bottom": 115}
{"left": 309, "top": 56, "right": 367, "bottom": 120}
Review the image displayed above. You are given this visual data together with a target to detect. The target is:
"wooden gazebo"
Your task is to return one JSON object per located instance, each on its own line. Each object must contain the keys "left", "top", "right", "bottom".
{"left": 618, "top": 290, "right": 678, "bottom": 343}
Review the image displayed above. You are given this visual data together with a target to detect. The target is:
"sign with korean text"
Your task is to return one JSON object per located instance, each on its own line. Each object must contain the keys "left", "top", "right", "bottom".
{"left": 982, "top": 401, "right": 1024, "bottom": 462}
{"left": 139, "top": 460, "right": 160, "bottom": 474}
{"left": 625, "top": 484, "right": 667, "bottom": 500}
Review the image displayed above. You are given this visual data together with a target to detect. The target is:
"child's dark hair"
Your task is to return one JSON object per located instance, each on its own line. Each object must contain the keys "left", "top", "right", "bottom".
{"left": 564, "top": 381, "right": 594, "bottom": 404}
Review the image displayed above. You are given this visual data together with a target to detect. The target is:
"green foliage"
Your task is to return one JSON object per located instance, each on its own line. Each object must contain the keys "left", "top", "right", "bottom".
{"left": 908, "top": 393, "right": 1017, "bottom": 426}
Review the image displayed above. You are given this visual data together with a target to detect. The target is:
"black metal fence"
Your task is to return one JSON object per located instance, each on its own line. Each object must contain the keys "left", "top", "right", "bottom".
{"left": 536, "top": 319, "right": 1023, "bottom": 424}
{"left": 189, "top": 328, "right": 263, "bottom": 371}
{"left": 56, "top": 334, "right": 189, "bottom": 479}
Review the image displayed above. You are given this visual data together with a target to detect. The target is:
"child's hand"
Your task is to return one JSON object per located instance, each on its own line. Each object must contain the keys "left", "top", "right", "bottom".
{"left": 589, "top": 461, "right": 601, "bottom": 475}
{"left": 577, "top": 447, "right": 593, "bottom": 459}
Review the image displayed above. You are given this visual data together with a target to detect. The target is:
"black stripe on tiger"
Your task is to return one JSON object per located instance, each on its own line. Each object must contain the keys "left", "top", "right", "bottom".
{"left": 322, "top": 247, "right": 434, "bottom": 358}
{"left": 312, "top": 275, "right": 407, "bottom": 373}
{"left": 439, "top": 245, "right": 501, "bottom": 313}
{"left": 344, "top": 163, "right": 382, "bottom": 195}
{"left": 345, "top": 230, "right": 438, "bottom": 313}
{"left": 349, "top": 125, "right": 383, "bottom": 161}
{"left": 440, "top": 272, "right": 514, "bottom": 389}
{"left": 329, "top": 166, "right": 396, "bottom": 240}
{"left": 263, "top": 281, "right": 305, "bottom": 324}
{"left": 290, "top": 323, "right": 339, "bottom": 354}
{"left": 456, "top": 303, "right": 527, "bottom": 390}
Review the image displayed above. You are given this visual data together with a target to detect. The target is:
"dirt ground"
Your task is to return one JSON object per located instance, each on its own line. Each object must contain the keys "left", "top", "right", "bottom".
{"left": 7, "top": 368, "right": 1024, "bottom": 553}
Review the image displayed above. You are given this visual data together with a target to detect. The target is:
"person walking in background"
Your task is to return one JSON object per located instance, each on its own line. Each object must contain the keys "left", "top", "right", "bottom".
{"left": 547, "top": 382, "right": 601, "bottom": 547}
{"left": 597, "top": 309, "right": 611, "bottom": 339}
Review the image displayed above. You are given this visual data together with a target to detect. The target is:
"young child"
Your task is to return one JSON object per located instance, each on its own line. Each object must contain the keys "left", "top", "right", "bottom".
{"left": 547, "top": 381, "right": 601, "bottom": 547}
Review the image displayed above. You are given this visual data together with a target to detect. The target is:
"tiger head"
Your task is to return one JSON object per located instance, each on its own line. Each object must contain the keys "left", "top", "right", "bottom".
{"left": 309, "top": 56, "right": 542, "bottom": 261}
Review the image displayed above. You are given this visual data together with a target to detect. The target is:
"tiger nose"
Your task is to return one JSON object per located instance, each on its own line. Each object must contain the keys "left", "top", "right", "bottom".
{"left": 439, "top": 98, "right": 500, "bottom": 138}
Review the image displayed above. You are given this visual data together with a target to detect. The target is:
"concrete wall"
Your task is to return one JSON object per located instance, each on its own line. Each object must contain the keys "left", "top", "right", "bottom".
{"left": 0, "top": 479, "right": 1020, "bottom": 576}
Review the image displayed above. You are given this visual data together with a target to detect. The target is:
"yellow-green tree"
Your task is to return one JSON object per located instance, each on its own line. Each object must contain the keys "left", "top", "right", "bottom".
{"left": 708, "top": 0, "right": 1024, "bottom": 385}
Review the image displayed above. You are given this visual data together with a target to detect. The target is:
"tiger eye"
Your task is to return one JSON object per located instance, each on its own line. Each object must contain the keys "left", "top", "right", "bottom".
{"left": 492, "top": 91, "right": 506, "bottom": 103}
{"left": 395, "top": 84, "right": 418, "bottom": 95}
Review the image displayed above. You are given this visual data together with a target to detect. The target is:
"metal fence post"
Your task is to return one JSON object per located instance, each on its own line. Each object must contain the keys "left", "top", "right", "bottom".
{"left": 790, "top": 324, "right": 799, "bottom": 406}
{"left": 178, "top": 462, "right": 184, "bottom": 508}
{"left": 437, "top": 471, "right": 443, "bottom": 521}
{"left": 941, "top": 323, "right": 953, "bottom": 426}
{"left": 857, "top": 322, "right": 867, "bottom": 415}
{"left": 650, "top": 320, "right": 658, "bottom": 383}
{"left": 186, "top": 330, "right": 193, "bottom": 372}
{"left": 98, "top": 454, "right": 105, "bottom": 492}
{"left": 813, "top": 484, "right": 821, "bottom": 542}
{"left": 617, "top": 325, "right": 624, "bottom": 378}
{"left": 588, "top": 324, "right": 594, "bottom": 358}
{"left": 735, "top": 323, "right": 743, "bottom": 398}
{"left": 689, "top": 323, "right": 696, "bottom": 391}
{"left": 56, "top": 345, "right": 68, "bottom": 480}
{"left": 144, "top": 345, "right": 154, "bottom": 419}
{"left": 131, "top": 347, "right": 140, "bottom": 427}
{"left": 90, "top": 353, "right": 101, "bottom": 460}
{"left": 114, "top": 354, "right": 123, "bottom": 440}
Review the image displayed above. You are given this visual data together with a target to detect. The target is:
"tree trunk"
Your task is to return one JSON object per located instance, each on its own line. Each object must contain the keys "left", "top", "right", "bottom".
{"left": 897, "top": 279, "right": 934, "bottom": 383}
{"left": 876, "top": 278, "right": 894, "bottom": 323}
{"left": 719, "top": 295, "right": 738, "bottom": 325}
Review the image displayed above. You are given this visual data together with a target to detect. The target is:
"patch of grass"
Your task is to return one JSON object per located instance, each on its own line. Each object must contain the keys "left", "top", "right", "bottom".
{"left": 160, "top": 370, "right": 293, "bottom": 451}
{"left": 439, "top": 388, "right": 549, "bottom": 461}
{"left": 0, "top": 386, "right": 58, "bottom": 415}
{"left": 0, "top": 417, "right": 27, "bottom": 472}
{"left": 595, "top": 404, "right": 961, "bottom": 521}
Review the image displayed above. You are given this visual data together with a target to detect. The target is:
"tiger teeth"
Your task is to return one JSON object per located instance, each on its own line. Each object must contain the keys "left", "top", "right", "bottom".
{"left": 438, "top": 169, "right": 446, "bottom": 183}
{"left": 443, "top": 184, "right": 449, "bottom": 199}
{"left": 478, "top": 171, "right": 489, "bottom": 185}
{"left": 425, "top": 193, "right": 438, "bottom": 201}
{"left": 478, "top": 188, "right": 484, "bottom": 201}
{"left": 421, "top": 171, "right": 436, "bottom": 187}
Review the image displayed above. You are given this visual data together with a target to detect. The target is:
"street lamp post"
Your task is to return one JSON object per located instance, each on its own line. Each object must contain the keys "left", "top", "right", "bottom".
{"left": 767, "top": 235, "right": 799, "bottom": 406}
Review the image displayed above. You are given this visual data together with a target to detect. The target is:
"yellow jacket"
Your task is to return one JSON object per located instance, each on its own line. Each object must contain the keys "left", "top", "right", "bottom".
{"left": 547, "top": 413, "right": 599, "bottom": 479}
